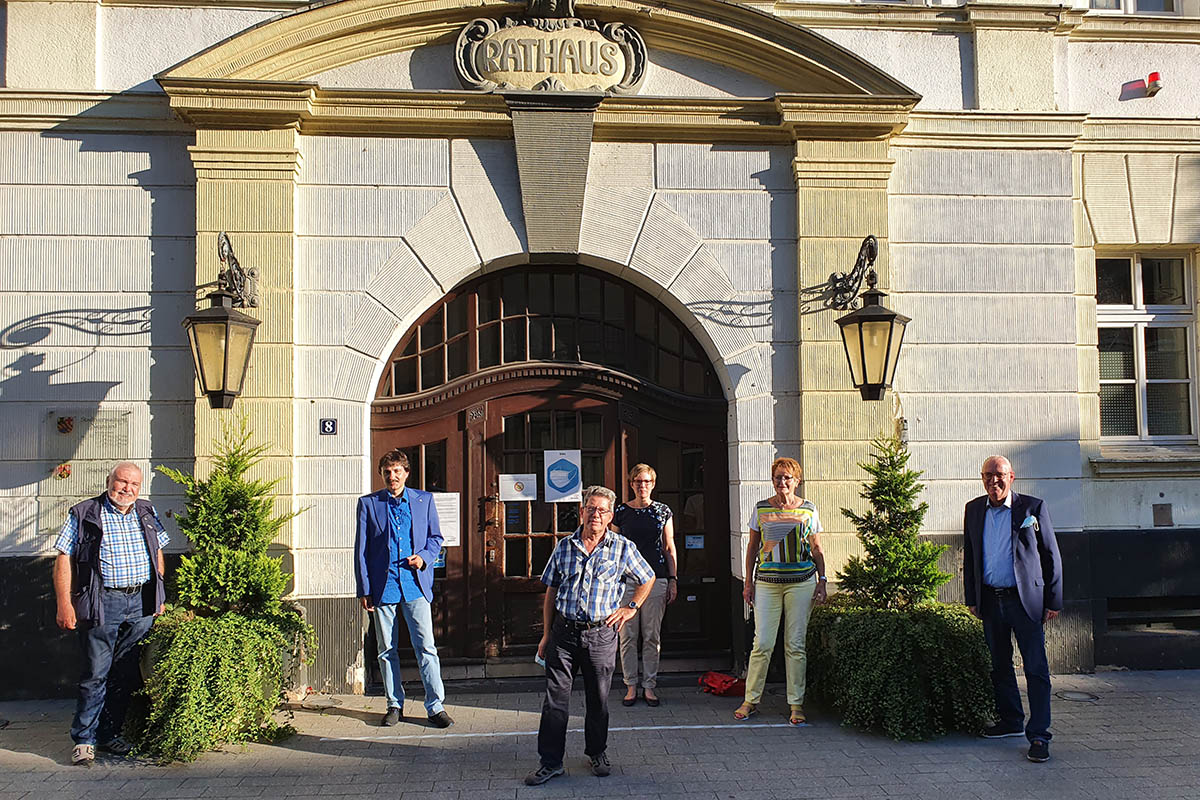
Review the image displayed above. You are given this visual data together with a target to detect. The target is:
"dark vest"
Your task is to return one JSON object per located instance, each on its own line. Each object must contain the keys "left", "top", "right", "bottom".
{"left": 68, "top": 494, "right": 166, "bottom": 625}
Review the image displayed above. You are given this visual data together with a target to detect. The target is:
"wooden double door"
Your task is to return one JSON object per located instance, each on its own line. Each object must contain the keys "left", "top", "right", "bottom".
{"left": 369, "top": 383, "right": 729, "bottom": 666}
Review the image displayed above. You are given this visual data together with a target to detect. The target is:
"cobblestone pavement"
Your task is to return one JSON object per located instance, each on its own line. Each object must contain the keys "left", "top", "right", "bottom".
{"left": 3, "top": 670, "right": 1199, "bottom": 800}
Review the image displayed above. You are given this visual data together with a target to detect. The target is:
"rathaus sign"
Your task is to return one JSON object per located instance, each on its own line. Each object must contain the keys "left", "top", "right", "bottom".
{"left": 455, "top": 0, "right": 647, "bottom": 93}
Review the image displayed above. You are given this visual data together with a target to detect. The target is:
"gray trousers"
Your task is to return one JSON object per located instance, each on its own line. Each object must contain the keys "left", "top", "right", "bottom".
{"left": 619, "top": 579, "right": 669, "bottom": 689}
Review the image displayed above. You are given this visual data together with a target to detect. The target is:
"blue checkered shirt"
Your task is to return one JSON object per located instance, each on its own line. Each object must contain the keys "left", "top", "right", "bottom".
{"left": 540, "top": 528, "right": 655, "bottom": 623}
{"left": 54, "top": 496, "right": 169, "bottom": 588}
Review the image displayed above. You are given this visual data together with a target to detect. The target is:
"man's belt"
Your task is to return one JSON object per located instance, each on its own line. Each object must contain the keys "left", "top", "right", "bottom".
{"left": 555, "top": 614, "right": 605, "bottom": 630}
{"left": 984, "top": 585, "right": 1019, "bottom": 597}
{"left": 104, "top": 583, "right": 145, "bottom": 594}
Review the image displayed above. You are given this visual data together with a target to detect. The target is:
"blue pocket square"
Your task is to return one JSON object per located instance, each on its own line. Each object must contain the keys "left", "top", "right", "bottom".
{"left": 1021, "top": 515, "right": 1039, "bottom": 530}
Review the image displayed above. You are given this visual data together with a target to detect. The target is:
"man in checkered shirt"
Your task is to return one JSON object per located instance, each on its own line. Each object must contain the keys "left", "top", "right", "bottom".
{"left": 53, "top": 462, "right": 170, "bottom": 766}
{"left": 525, "top": 485, "right": 656, "bottom": 786}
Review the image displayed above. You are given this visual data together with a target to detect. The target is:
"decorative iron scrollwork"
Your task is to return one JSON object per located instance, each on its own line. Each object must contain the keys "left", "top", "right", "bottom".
{"left": 216, "top": 232, "right": 259, "bottom": 309}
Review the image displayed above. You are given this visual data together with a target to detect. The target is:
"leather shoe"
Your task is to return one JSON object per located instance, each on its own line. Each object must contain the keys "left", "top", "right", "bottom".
{"left": 381, "top": 707, "right": 402, "bottom": 727}
{"left": 1027, "top": 739, "right": 1050, "bottom": 763}
{"left": 428, "top": 710, "right": 454, "bottom": 728}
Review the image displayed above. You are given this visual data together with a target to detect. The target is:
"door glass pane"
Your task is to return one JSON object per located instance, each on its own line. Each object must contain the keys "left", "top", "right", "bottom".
{"left": 503, "top": 318, "right": 526, "bottom": 363}
{"left": 393, "top": 357, "right": 417, "bottom": 395}
{"left": 553, "top": 318, "right": 577, "bottom": 361}
{"left": 1143, "top": 258, "right": 1186, "bottom": 305}
{"left": 529, "top": 318, "right": 552, "bottom": 360}
{"left": 659, "top": 313, "right": 681, "bottom": 354}
{"left": 582, "top": 454, "right": 604, "bottom": 488}
{"left": 478, "top": 282, "right": 500, "bottom": 323}
{"left": 659, "top": 351, "right": 682, "bottom": 391}
{"left": 580, "top": 275, "right": 602, "bottom": 318}
{"left": 1147, "top": 384, "right": 1193, "bottom": 436}
{"left": 555, "top": 274, "right": 577, "bottom": 316}
{"left": 502, "top": 272, "right": 526, "bottom": 316}
{"left": 635, "top": 296, "right": 655, "bottom": 339}
{"left": 531, "top": 500, "right": 553, "bottom": 533}
{"left": 446, "top": 294, "right": 469, "bottom": 338}
{"left": 581, "top": 412, "right": 603, "bottom": 449}
{"left": 424, "top": 440, "right": 446, "bottom": 492}
{"left": 579, "top": 320, "right": 602, "bottom": 363}
{"left": 531, "top": 536, "right": 555, "bottom": 576}
{"left": 605, "top": 281, "right": 626, "bottom": 323}
{"left": 555, "top": 412, "right": 578, "bottom": 449}
{"left": 656, "top": 440, "right": 681, "bottom": 489}
{"left": 1096, "top": 258, "right": 1132, "bottom": 305}
{"left": 401, "top": 336, "right": 417, "bottom": 357}
{"left": 556, "top": 504, "right": 579, "bottom": 534}
{"left": 447, "top": 337, "right": 468, "bottom": 381}
{"left": 505, "top": 501, "right": 529, "bottom": 532}
{"left": 478, "top": 323, "right": 500, "bottom": 368}
{"left": 604, "top": 326, "right": 625, "bottom": 368}
{"left": 1145, "top": 327, "right": 1189, "bottom": 379}
{"left": 420, "top": 307, "right": 444, "bottom": 348}
{"left": 503, "top": 453, "right": 527, "bottom": 474}
{"left": 1099, "top": 384, "right": 1137, "bottom": 436}
{"left": 1099, "top": 328, "right": 1135, "bottom": 380}
{"left": 420, "top": 349, "right": 444, "bottom": 389}
{"left": 684, "top": 360, "right": 706, "bottom": 396}
{"left": 530, "top": 412, "right": 552, "bottom": 450}
{"left": 505, "top": 537, "right": 528, "bottom": 577}
{"left": 504, "top": 413, "right": 526, "bottom": 450}
{"left": 529, "top": 273, "right": 552, "bottom": 315}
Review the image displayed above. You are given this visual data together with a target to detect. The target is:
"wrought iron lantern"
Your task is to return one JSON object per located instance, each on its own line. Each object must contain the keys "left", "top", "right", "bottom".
{"left": 183, "top": 233, "right": 260, "bottom": 409}
{"left": 819, "top": 236, "right": 910, "bottom": 401}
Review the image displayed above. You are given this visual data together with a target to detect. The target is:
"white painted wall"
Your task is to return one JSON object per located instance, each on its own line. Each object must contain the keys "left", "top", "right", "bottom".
{"left": 1064, "top": 40, "right": 1200, "bottom": 117}
{"left": 816, "top": 27, "right": 970, "bottom": 111}
{"left": 0, "top": 130, "right": 197, "bottom": 554}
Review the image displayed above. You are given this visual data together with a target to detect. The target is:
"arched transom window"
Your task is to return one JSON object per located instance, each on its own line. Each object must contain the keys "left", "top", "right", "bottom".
{"left": 378, "top": 267, "right": 721, "bottom": 399}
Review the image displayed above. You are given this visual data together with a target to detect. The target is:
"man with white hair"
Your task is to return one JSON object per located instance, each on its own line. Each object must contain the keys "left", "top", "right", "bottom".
{"left": 963, "top": 455, "right": 1063, "bottom": 763}
{"left": 53, "top": 461, "right": 169, "bottom": 766}
{"left": 525, "top": 485, "right": 656, "bottom": 786}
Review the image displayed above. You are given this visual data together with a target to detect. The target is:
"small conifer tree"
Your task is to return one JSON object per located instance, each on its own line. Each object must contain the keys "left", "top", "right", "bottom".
{"left": 137, "top": 420, "right": 315, "bottom": 761}
{"left": 838, "top": 437, "right": 951, "bottom": 609}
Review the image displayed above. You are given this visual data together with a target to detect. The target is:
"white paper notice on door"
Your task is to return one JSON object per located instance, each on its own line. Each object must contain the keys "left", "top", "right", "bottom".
{"left": 543, "top": 449, "right": 582, "bottom": 503}
{"left": 499, "top": 473, "right": 538, "bottom": 502}
{"left": 431, "top": 492, "right": 461, "bottom": 546}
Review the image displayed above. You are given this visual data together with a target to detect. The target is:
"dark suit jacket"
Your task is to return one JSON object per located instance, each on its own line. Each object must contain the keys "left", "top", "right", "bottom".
{"left": 963, "top": 491, "right": 1063, "bottom": 624}
{"left": 354, "top": 487, "right": 443, "bottom": 605}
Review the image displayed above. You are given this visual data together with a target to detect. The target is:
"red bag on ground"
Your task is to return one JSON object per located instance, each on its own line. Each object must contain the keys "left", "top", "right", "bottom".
{"left": 699, "top": 671, "right": 746, "bottom": 696}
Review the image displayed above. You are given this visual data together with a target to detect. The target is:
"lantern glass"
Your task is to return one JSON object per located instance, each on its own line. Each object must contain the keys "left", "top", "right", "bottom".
{"left": 840, "top": 321, "right": 866, "bottom": 387}
{"left": 224, "top": 321, "right": 256, "bottom": 394}
{"left": 188, "top": 318, "right": 230, "bottom": 393}
{"left": 884, "top": 319, "right": 908, "bottom": 386}
{"left": 860, "top": 319, "right": 892, "bottom": 384}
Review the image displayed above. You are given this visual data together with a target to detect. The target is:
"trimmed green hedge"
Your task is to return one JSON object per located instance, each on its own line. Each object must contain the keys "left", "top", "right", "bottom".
{"left": 807, "top": 596, "right": 995, "bottom": 740}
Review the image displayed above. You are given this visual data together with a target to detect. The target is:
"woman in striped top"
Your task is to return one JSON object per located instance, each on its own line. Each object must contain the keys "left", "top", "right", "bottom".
{"left": 734, "top": 457, "right": 827, "bottom": 725}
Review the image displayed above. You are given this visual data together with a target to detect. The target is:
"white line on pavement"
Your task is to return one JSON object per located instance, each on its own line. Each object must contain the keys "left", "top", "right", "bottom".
{"left": 320, "top": 722, "right": 804, "bottom": 743}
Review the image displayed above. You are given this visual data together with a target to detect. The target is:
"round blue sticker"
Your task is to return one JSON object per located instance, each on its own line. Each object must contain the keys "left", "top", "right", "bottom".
{"left": 546, "top": 458, "right": 580, "bottom": 493}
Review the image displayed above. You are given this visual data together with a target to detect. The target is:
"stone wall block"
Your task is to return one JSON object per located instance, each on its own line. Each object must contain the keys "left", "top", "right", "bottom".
{"left": 292, "top": 547, "right": 356, "bottom": 597}
{"left": 296, "top": 186, "right": 446, "bottom": 238}
{"left": 1081, "top": 154, "right": 1135, "bottom": 244}
{"left": 891, "top": 243, "right": 1075, "bottom": 294}
{"left": 1127, "top": 153, "right": 1177, "bottom": 243}
{"left": 294, "top": 401, "right": 364, "bottom": 457}
{"left": 579, "top": 185, "right": 653, "bottom": 268}
{"left": 1172, "top": 154, "right": 1200, "bottom": 242}
{"left": 343, "top": 295, "right": 401, "bottom": 361}
{"left": 296, "top": 237, "right": 402, "bottom": 293}
{"left": 899, "top": 294, "right": 1077, "bottom": 344}
{"left": 705, "top": 240, "right": 798, "bottom": 294}
{"left": 402, "top": 194, "right": 481, "bottom": 290}
{"left": 300, "top": 136, "right": 449, "bottom": 187}
{"left": 656, "top": 143, "right": 793, "bottom": 190}
{"left": 890, "top": 148, "right": 1070, "bottom": 197}
{"left": 890, "top": 197, "right": 1073, "bottom": 244}
{"left": 901, "top": 393, "right": 1080, "bottom": 443}
{"left": 628, "top": 195, "right": 702, "bottom": 288}
{"left": 662, "top": 190, "right": 795, "bottom": 240}
{"left": 897, "top": 343, "right": 1079, "bottom": 393}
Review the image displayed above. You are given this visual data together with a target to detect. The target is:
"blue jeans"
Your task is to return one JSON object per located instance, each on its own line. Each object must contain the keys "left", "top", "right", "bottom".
{"left": 981, "top": 587, "right": 1052, "bottom": 743}
{"left": 71, "top": 588, "right": 155, "bottom": 745}
{"left": 372, "top": 597, "right": 445, "bottom": 714}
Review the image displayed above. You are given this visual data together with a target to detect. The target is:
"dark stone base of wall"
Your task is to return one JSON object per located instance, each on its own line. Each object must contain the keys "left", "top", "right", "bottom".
{"left": 295, "top": 595, "right": 368, "bottom": 694}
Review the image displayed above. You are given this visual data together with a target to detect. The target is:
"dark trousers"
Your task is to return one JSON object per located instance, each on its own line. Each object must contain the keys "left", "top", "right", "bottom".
{"left": 981, "top": 586, "right": 1052, "bottom": 743}
{"left": 536, "top": 618, "right": 618, "bottom": 769}
{"left": 71, "top": 587, "right": 155, "bottom": 745}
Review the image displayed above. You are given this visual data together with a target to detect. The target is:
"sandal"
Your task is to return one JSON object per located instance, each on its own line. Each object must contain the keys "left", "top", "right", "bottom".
{"left": 789, "top": 705, "right": 806, "bottom": 726}
{"left": 733, "top": 703, "right": 757, "bottom": 720}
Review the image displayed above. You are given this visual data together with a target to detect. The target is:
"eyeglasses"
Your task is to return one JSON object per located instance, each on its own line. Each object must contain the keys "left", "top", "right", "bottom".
{"left": 631, "top": 479, "right": 654, "bottom": 485}
{"left": 583, "top": 505, "right": 612, "bottom": 516}
{"left": 772, "top": 475, "right": 797, "bottom": 483}
{"left": 982, "top": 472, "right": 1012, "bottom": 480}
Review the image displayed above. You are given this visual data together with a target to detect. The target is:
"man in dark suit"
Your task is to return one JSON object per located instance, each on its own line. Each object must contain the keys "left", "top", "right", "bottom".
{"left": 963, "top": 455, "right": 1062, "bottom": 763}
{"left": 355, "top": 448, "right": 453, "bottom": 728}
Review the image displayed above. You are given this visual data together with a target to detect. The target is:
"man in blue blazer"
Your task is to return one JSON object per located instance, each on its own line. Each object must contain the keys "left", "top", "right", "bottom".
{"left": 355, "top": 449, "right": 453, "bottom": 728}
{"left": 963, "top": 455, "right": 1062, "bottom": 763}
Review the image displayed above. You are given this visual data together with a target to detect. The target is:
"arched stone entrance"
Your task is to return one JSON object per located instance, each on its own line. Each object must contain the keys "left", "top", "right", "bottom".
{"left": 367, "top": 264, "right": 730, "bottom": 671}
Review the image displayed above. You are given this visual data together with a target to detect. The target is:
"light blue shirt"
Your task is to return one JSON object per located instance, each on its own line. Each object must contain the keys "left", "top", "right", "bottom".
{"left": 982, "top": 493, "right": 1017, "bottom": 588}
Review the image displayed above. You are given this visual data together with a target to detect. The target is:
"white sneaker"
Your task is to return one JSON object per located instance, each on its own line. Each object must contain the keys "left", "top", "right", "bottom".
{"left": 72, "top": 743, "right": 95, "bottom": 766}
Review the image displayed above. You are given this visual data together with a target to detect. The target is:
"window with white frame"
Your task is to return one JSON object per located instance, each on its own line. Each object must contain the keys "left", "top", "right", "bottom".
{"left": 1097, "top": 254, "right": 1196, "bottom": 441}
{"left": 1089, "top": 0, "right": 1176, "bottom": 13}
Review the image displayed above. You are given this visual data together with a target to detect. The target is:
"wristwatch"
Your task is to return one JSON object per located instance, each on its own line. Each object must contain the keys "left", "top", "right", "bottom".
{"left": 818, "top": 575, "right": 828, "bottom": 582}
{"left": 627, "top": 600, "right": 639, "bottom": 610}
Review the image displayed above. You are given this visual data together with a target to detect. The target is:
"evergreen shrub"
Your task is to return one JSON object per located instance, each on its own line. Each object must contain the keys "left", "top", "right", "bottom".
{"left": 136, "top": 421, "right": 315, "bottom": 761}
{"left": 806, "top": 437, "right": 994, "bottom": 740}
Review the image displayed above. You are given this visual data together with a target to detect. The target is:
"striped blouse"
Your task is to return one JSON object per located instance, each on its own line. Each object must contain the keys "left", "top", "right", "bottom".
{"left": 748, "top": 499, "right": 822, "bottom": 584}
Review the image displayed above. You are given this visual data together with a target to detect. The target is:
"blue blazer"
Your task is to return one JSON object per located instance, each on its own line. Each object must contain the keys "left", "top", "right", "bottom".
{"left": 963, "top": 491, "right": 1063, "bottom": 624}
{"left": 354, "top": 487, "right": 443, "bottom": 605}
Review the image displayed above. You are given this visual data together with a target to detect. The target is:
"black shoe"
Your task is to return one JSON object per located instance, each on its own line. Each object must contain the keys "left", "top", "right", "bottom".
{"left": 982, "top": 722, "right": 1024, "bottom": 739}
{"left": 97, "top": 736, "right": 134, "bottom": 756}
{"left": 589, "top": 752, "right": 612, "bottom": 777}
{"left": 524, "top": 764, "right": 565, "bottom": 785}
{"left": 427, "top": 710, "right": 454, "bottom": 728}
{"left": 622, "top": 692, "right": 637, "bottom": 707}
{"left": 381, "top": 707, "right": 402, "bottom": 727}
{"left": 644, "top": 693, "right": 660, "bottom": 707}
{"left": 1027, "top": 739, "right": 1050, "bottom": 763}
